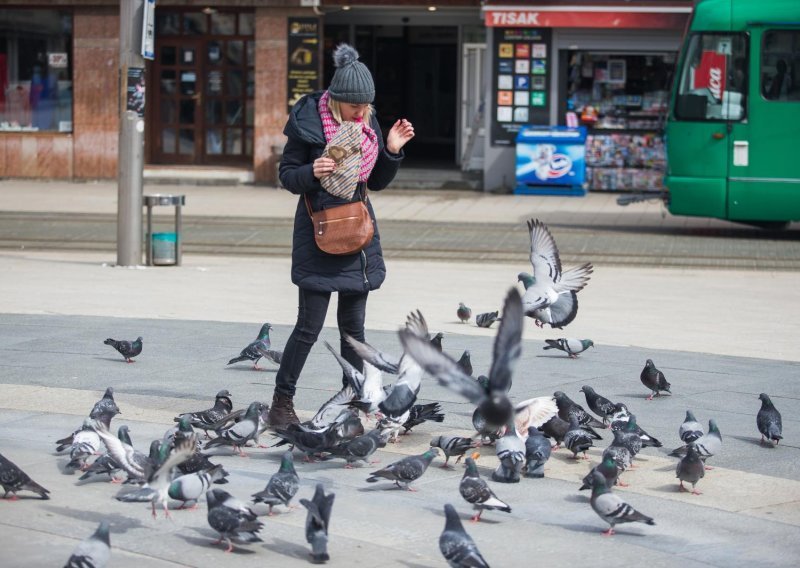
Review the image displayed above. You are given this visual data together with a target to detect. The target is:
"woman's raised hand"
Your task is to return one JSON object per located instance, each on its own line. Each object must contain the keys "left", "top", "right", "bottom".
{"left": 386, "top": 119, "right": 415, "bottom": 154}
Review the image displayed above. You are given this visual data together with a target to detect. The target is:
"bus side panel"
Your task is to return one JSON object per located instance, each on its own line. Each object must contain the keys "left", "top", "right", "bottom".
{"left": 728, "top": 180, "right": 800, "bottom": 222}
{"left": 667, "top": 176, "right": 727, "bottom": 218}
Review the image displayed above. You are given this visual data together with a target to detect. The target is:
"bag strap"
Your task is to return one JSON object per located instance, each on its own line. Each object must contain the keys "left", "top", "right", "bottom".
{"left": 304, "top": 184, "right": 368, "bottom": 221}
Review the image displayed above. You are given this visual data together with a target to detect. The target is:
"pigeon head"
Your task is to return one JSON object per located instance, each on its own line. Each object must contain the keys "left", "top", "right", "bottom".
{"left": 94, "top": 521, "right": 111, "bottom": 546}
{"left": 582, "top": 340, "right": 595, "bottom": 349}
{"left": 758, "top": 393, "right": 773, "bottom": 407}
{"left": 429, "top": 436, "right": 443, "bottom": 449}
{"left": 118, "top": 425, "right": 132, "bottom": 445}
{"left": 423, "top": 448, "right": 440, "bottom": 461}
{"left": 685, "top": 410, "right": 697, "bottom": 422}
{"left": 590, "top": 470, "right": 611, "bottom": 495}
{"left": 517, "top": 272, "right": 534, "bottom": 289}
{"left": 257, "top": 323, "right": 273, "bottom": 339}
{"left": 708, "top": 419, "right": 721, "bottom": 437}
{"left": 279, "top": 450, "right": 296, "bottom": 473}
{"left": 245, "top": 401, "right": 263, "bottom": 418}
{"left": 206, "top": 488, "right": 229, "bottom": 508}
{"left": 443, "top": 503, "right": 464, "bottom": 532}
{"left": 463, "top": 456, "right": 480, "bottom": 477}
{"left": 216, "top": 389, "right": 232, "bottom": 399}
{"left": 579, "top": 386, "right": 594, "bottom": 395}
{"left": 459, "top": 303, "right": 467, "bottom": 309}
{"left": 644, "top": 359, "right": 655, "bottom": 368}
{"left": 432, "top": 332, "right": 444, "bottom": 341}
{"left": 177, "top": 416, "right": 193, "bottom": 432}
{"left": 135, "top": 337, "right": 143, "bottom": 343}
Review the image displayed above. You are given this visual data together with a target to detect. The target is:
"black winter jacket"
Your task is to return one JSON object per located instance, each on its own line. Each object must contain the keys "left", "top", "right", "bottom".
{"left": 279, "top": 91, "right": 403, "bottom": 293}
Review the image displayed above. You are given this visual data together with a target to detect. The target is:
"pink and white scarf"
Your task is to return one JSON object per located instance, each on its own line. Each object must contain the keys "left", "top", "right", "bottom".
{"left": 318, "top": 90, "right": 379, "bottom": 183}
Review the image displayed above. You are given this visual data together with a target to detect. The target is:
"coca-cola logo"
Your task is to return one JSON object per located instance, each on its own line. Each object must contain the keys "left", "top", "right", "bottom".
{"left": 709, "top": 67, "right": 723, "bottom": 101}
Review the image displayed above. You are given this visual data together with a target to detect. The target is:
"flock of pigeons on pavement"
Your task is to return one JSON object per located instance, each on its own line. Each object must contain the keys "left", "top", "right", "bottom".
{"left": 0, "top": 219, "right": 786, "bottom": 567}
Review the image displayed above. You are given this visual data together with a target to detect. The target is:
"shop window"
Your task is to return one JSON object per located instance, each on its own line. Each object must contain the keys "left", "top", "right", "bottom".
{"left": 675, "top": 33, "right": 747, "bottom": 121}
{"left": 762, "top": 31, "right": 800, "bottom": 101}
{"left": 0, "top": 9, "right": 73, "bottom": 132}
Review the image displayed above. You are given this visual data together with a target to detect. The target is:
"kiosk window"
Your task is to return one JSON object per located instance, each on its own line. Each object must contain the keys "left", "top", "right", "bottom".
{"left": 762, "top": 31, "right": 800, "bottom": 101}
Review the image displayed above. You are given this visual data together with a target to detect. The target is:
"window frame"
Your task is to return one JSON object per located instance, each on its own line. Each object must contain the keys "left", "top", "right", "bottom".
{"left": 760, "top": 29, "right": 800, "bottom": 103}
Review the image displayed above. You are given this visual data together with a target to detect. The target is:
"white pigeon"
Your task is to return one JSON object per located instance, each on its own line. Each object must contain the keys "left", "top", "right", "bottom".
{"left": 514, "top": 396, "right": 558, "bottom": 438}
{"left": 323, "top": 341, "right": 385, "bottom": 419}
{"left": 518, "top": 219, "right": 593, "bottom": 329}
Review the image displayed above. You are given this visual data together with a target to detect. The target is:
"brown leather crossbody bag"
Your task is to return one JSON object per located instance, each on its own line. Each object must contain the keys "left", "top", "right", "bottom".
{"left": 304, "top": 190, "right": 374, "bottom": 256}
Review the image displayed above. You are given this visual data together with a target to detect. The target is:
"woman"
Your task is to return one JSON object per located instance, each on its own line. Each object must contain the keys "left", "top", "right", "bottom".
{"left": 270, "top": 44, "right": 415, "bottom": 427}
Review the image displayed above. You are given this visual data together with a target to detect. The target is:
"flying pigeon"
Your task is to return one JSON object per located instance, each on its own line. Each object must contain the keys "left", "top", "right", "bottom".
{"left": 457, "top": 303, "right": 472, "bottom": 323}
{"left": 459, "top": 457, "right": 511, "bottom": 522}
{"left": 323, "top": 340, "right": 383, "bottom": 419}
{"left": 543, "top": 338, "right": 594, "bottom": 358}
{"left": 590, "top": 470, "right": 655, "bottom": 536}
{"left": 524, "top": 427, "right": 551, "bottom": 478}
{"left": 402, "top": 402, "right": 445, "bottom": 434}
{"left": 564, "top": 416, "right": 594, "bottom": 460}
{"left": 366, "top": 448, "right": 439, "bottom": 490}
{"left": 676, "top": 444, "right": 705, "bottom": 495}
{"left": 518, "top": 218, "right": 593, "bottom": 329}
{"left": 456, "top": 350, "right": 473, "bottom": 376}
{"left": 103, "top": 336, "right": 142, "bottom": 363}
{"left": 0, "top": 452, "right": 50, "bottom": 500}
{"left": 251, "top": 451, "right": 300, "bottom": 514}
{"left": 640, "top": 359, "right": 671, "bottom": 400}
{"left": 492, "top": 418, "right": 526, "bottom": 483}
{"left": 206, "top": 488, "right": 263, "bottom": 553}
{"left": 580, "top": 455, "right": 622, "bottom": 491}
{"left": 175, "top": 390, "right": 234, "bottom": 438}
{"left": 203, "top": 401, "right": 264, "bottom": 456}
{"left": 553, "top": 391, "right": 606, "bottom": 431}
{"left": 167, "top": 465, "right": 227, "bottom": 509}
{"left": 679, "top": 410, "right": 704, "bottom": 444}
{"left": 64, "top": 521, "right": 111, "bottom": 568}
{"left": 227, "top": 323, "right": 281, "bottom": 369}
{"left": 431, "top": 436, "right": 478, "bottom": 469}
{"left": 329, "top": 428, "right": 387, "bottom": 467}
{"left": 439, "top": 503, "right": 490, "bottom": 567}
{"left": 300, "top": 483, "right": 335, "bottom": 564}
{"left": 475, "top": 311, "right": 500, "bottom": 328}
{"left": 669, "top": 419, "right": 722, "bottom": 468}
{"left": 757, "top": 393, "right": 783, "bottom": 446}
{"left": 514, "top": 396, "right": 558, "bottom": 438}
{"left": 579, "top": 385, "right": 616, "bottom": 425}
{"left": 92, "top": 424, "right": 152, "bottom": 482}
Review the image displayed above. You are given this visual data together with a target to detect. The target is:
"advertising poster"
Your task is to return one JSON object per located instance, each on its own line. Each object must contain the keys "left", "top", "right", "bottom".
{"left": 126, "top": 67, "right": 145, "bottom": 118}
{"left": 287, "top": 18, "right": 321, "bottom": 111}
{"left": 491, "top": 27, "right": 551, "bottom": 146}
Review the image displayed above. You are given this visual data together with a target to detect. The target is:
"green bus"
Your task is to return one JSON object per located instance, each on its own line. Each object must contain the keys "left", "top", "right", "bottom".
{"left": 665, "top": 0, "right": 800, "bottom": 226}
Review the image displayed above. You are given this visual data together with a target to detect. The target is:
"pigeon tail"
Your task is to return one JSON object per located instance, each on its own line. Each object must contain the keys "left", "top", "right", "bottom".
{"left": 227, "top": 355, "right": 251, "bottom": 365}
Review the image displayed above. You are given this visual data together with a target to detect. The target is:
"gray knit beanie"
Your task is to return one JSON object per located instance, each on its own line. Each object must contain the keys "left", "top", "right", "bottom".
{"left": 327, "top": 44, "right": 375, "bottom": 104}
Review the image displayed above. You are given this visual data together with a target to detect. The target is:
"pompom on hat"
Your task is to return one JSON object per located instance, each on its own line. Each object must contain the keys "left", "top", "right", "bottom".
{"left": 327, "top": 44, "right": 375, "bottom": 104}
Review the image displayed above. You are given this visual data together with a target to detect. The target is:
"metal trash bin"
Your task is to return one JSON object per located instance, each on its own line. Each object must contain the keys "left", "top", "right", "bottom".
{"left": 143, "top": 194, "right": 185, "bottom": 266}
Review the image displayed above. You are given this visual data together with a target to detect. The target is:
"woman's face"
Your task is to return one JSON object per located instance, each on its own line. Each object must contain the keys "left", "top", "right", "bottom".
{"left": 340, "top": 102, "right": 370, "bottom": 123}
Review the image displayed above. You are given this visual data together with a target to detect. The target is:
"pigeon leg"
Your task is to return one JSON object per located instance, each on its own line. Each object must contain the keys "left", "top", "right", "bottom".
{"left": 679, "top": 481, "right": 687, "bottom": 493}
{"left": 569, "top": 354, "right": 577, "bottom": 359}
{"left": 691, "top": 486, "right": 702, "bottom": 496}
{"left": 704, "top": 465, "right": 714, "bottom": 471}
{"left": 645, "top": 394, "right": 653, "bottom": 401}
{"left": 344, "top": 463, "right": 355, "bottom": 469}
{"left": 236, "top": 446, "right": 249, "bottom": 458}
{"left": 616, "top": 478, "right": 629, "bottom": 488}
{"left": 602, "top": 527, "right": 615, "bottom": 536}
{"left": 439, "top": 457, "right": 453, "bottom": 469}
{"left": 151, "top": 502, "right": 157, "bottom": 519}
{"left": 126, "top": 358, "right": 135, "bottom": 363}
{"left": 470, "top": 510, "right": 483, "bottom": 523}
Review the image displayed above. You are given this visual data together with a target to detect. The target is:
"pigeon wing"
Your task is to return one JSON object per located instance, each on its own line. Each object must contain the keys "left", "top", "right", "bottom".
{"left": 345, "top": 335, "right": 400, "bottom": 374}
{"left": 528, "top": 218, "right": 562, "bottom": 283}
{"left": 487, "top": 288, "right": 523, "bottom": 393}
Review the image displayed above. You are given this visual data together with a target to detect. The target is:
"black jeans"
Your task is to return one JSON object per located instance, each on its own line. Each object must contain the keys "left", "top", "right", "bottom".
{"left": 274, "top": 287, "right": 368, "bottom": 398}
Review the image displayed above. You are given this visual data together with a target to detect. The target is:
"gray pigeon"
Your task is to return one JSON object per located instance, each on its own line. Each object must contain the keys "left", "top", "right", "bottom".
{"left": 554, "top": 391, "right": 606, "bottom": 431}
{"left": 459, "top": 457, "right": 511, "bottom": 521}
{"left": 300, "top": 483, "right": 335, "bottom": 564}
{"left": 90, "top": 387, "right": 121, "bottom": 419}
{"left": 206, "top": 488, "right": 263, "bottom": 553}
{"left": 272, "top": 420, "right": 344, "bottom": 460}
{"left": 104, "top": 336, "right": 142, "bottom": 363}
{"left": 519, "top": 219, "right": 593, "bottom": 329}
{"left": 457, "top": 303, "right": 472, "bottom": 323}
{"left": 492, "top": 420, "right": 525, "bottom": 483}
{"left": 640, "top": 359, "right": 671, "bottom": 400}
{"left": 475, "top": 311, "right": 499, "bottom": 328}
{"left": 439, "top": 504, "right": 490, "bottom": 567}
{"left": 612, "top": 414, "right": 662, "bottom": 449}
{"left": 543, "top": 338, "right": 594, "bottom": 358}
{"left": 0, "top": 452, "right": 50, "bottom": 500}
{"left": 402, "top": 402, "right": 445, "bottom": 434}
{"left": 64, "top": 521, "right": 111, "bottom": 568}
{"left": 430, "top": 332, "right": 444, "bottom": 352}
{"left": 227, "top": 323, "right": 281, "bottom": 369}
{"left": 251, "top": 451, "right": 300, "bottom": 515}
{"left": 579, "top": 385, "right": 616, "bottom": 425}
{"left": 456, "top": 350, "right": 473, "bottom": 376}
{"left": 366, "top": 448, "right": 439, "bottom": 490}
{"left": 203, "top": 401, "right": 264, "bottom": 456}
{"left": 590, "top": 470, "right": 655, "bottom": 535}
{"left": 65, "top": 418, "right": 102, "bottom": 472}
{"left": 602, "top": 431, "right": 633, "bottom": 477}
{"left": 669, "top": 419, "right": 722, "bottom": 468}
{"left": 167, "top": 465, "right": 227, "bottom": 509}
{"left": 431, "top": 435, "right": 478, "bottom": 468}
{"left": 564, "top": 416, "right": 594, "bottom": 460}
{"left": 580, "top": 455, "right": 622, "bottom": 491}
{"left": 676, "top": 444, "right": 705, "bottom": 495}
{"left": 679, "top": 410, "right": 704, "bottom": 444}
{"left": 175, "top": 390, "right": 234, "bottom": 437}
{"left": 757, "top": 393, "right": 783, "bottom": 446}
{"left": 93, "top": 423, "right": 152, "bottom": 482}
{"left": 524, "top": 427, "right": 551, "bottom": 478}
{"left": 329, "top": 428, "right": 387, "bottom": 467}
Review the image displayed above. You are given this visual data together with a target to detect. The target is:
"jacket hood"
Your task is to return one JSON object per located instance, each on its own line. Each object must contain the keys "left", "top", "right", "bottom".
{"left": 284, "top": 91, "right": 326, "bottom": 146}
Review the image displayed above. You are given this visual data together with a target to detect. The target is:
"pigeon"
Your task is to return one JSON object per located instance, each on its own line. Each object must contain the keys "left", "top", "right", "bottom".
{"left": 402, "top": 402, "right": 445, "bottom": 434}
{"left": 564, "top": 416, "right": 594, "bottom": 460}
{"left": 177, "top": 450, "right": 229, "bottom": 480}
{"left": 679, "top": 410, "right": 704, "bottom": 444}
{"left": 524, "top": 427, "right": 551, "bottom": 478}
{"left": 0, "top": 452, "right": 50, "bottom": 500}
{"left": 590, "top": 470, "right": 655, "bottom": 536}
{"left": 162, "top": 416, "right": 200, "bottom": 454}
{"left": 611, "top": 413, "right": 662, "bottom": 449}
{"left": 543, "top": 338, "right": 594, "bottom": 358}
{"left": 90, "top": 387, "right": 121, "bottom": 420}
{"left": 457, "top": 303, "right": 472, "bottom": 323}
{"left": 64, "top": 521, "right": 111, "bottom": 568}
{"left": 65, "top": 418, "right": 102, "bottom": 472}
{"left": 227, "top": 323, "right": 281, "bottom": 369}
{"left": 608, "top": 402, "right": 632, "bottom": 424}
{"left": 78, "top": 451, "right": 123, "bottom": 484}
{"left": 669, "top": 419, "right": 722, "bottom": 468}
{"left": 580, "top": 455, "right": 622, "bottom": 491}
{"left": 757, "top": 393, "right": 783, "bottom": 446}
{"left": 456, "top": 350, "right": 473, "bottom": 376}
{"left": 175, "top": 389, "right": 234, "bottom": 437}
{"left": 366, "top": 448, "right": 439, "bottom": 490}
{"left": 300, "top": 483, "right": 335, "bottom": 564}
{"left": 439, "top": 504, "right": 490, "bottom": 567}
{"left": 475, "top": 311, "right": 500, "bottom": 328}
{"left": 329, "top": 428, "right": 387, "bottom": 467}
{"left": 602, "top": 431, "right": 633, "bottom": 474}
{"left": 308, "top": 384, "right": 358, "bottom": 429}
{"left": 251, "top": 451, "right": 300, "bottom": 514}
{"left": 167, "top": 465, "right": 228, "bottom": 509}
{"left": 400, "top": 288, "right": 523, "bottom": 435}
{"left": 206, "top": 488, "right": 263, "bottom": 553}
{"left": 676, "top": 444, "right": 705, "bottom": 495}
{"left": 579, "top": 385, "right": 616, "bottom": 425}
{"left": 430, "top": 332, "right": 444, "bottom": 352}
{"left": 376, "top": 412, "right": 410, "bottom": 444}
{"left": 323, "top": 340, "right": 383, "bottom": 418}
{"left": 272, "top": 420, "right": 345, "bottom": 460}
{"left": 92, "top": 424, "right": 152, "bottom": 482}
{"left": 203, "top": 401, "right": 264, "bottom": 456}
{"left": 640, "top": 359, "right": 671, "bottom": 400}
{"left": 104, "top": 336, "right": 142, "bottom": 363}
{"left": 514, "top": 397, "right": 559, "bottom": 438}
{"left": 431, "top": 436, "right": 478, "bottom": 469}
{"left": 539, "top": 415, "right": 570, "bottom": 448}
{"left": 518, "top": 218, "right": 593, "bottom": 329}
{"left": 553, "top": 391, "right": 606, "bottom": 431}
{"left": 615, "top": 417, "right": 643, "bottom": 458}
{"left": 492, "top": 418, "right": 526, "bottom": 483}
{"left": 459, "top": 457, "right": 511, "bottom": 522}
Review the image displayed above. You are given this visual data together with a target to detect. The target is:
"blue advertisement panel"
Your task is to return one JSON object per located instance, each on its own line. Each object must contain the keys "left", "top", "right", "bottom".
{"left": 515, "top": 126, "right": 587, "bottom": 195}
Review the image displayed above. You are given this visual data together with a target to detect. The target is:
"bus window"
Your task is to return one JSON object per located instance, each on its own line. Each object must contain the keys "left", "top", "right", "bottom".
{"left": 675, "top": 33, "right": 747, "bottom": 121}
{"left": 762, "top": 31, "right": 800, "bottom": 101}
